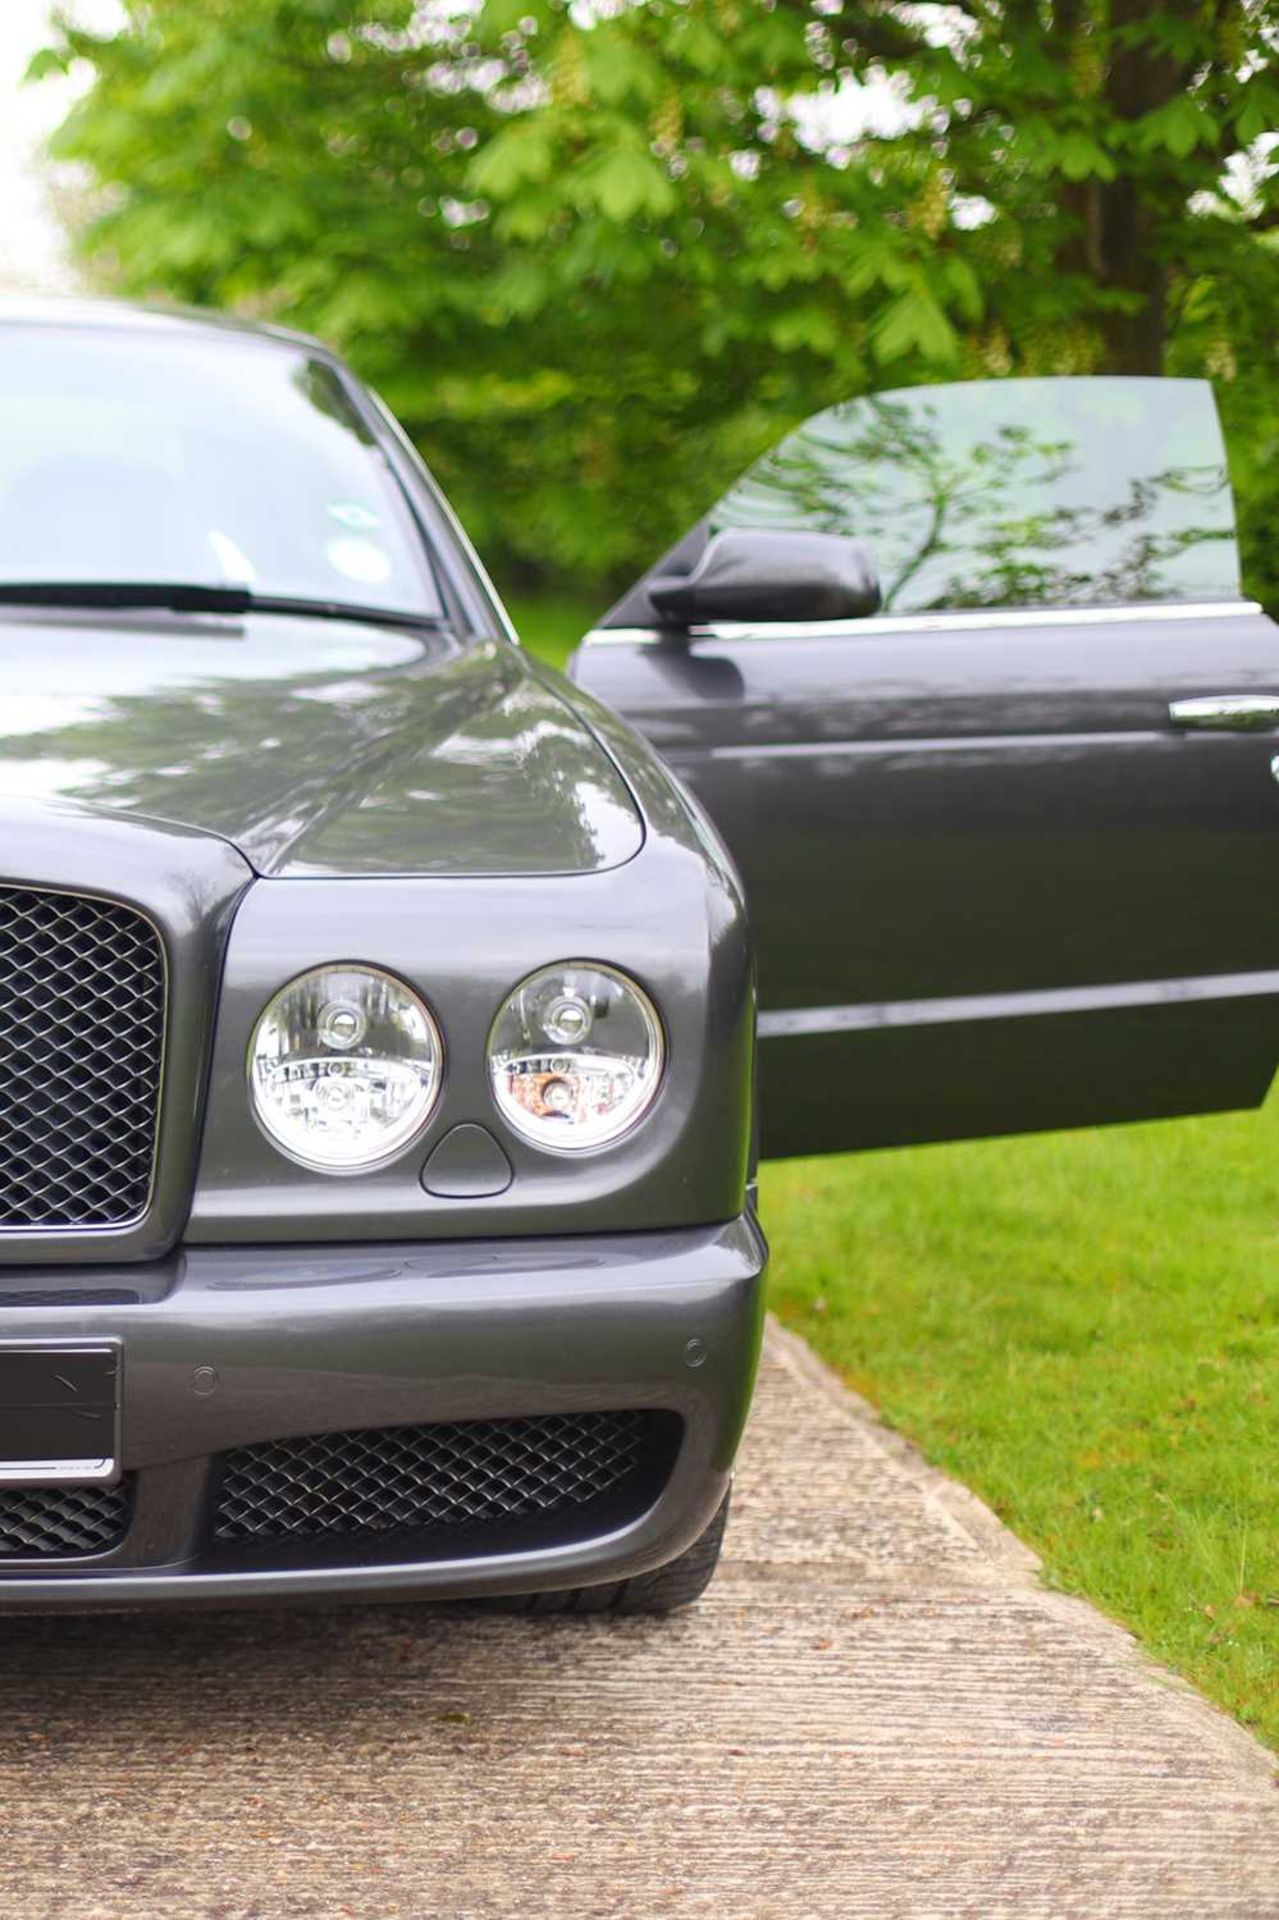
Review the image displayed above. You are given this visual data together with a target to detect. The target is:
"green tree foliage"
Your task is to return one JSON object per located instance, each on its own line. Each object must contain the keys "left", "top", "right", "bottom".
{"left": 34, "top": 0, "right": 1279, "bottom": 602}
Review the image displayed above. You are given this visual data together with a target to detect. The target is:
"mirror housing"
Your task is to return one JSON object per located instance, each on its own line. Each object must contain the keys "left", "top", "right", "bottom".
{"left": 648, "top": 528, "right": 881, "bottom": 628}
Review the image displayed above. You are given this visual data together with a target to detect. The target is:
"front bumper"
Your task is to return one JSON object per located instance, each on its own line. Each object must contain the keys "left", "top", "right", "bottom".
{"left": 0, "top": 1214, "right": 766, "bottom": 1608}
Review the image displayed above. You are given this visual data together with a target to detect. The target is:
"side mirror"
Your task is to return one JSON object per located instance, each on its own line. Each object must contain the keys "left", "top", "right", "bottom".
{"left": 648, "top": 527, "right": 881, "bottom": 627}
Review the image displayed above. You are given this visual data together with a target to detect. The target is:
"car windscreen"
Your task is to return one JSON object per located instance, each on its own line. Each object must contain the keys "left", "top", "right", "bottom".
{"left": 710, "top": 376, "right": 1240, "bottom": 614}
{"left": 0, "top": 323, "right": 442, "bottom": 618}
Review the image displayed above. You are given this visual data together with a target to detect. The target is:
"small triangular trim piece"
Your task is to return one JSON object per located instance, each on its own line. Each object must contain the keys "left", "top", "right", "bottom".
{"left": 420, "top": 1124, "right": 513, "bottom": 1199}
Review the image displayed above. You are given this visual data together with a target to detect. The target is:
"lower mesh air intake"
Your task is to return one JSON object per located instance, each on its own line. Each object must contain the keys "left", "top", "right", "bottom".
{"left": 0, "top": 1481, "right": 132, "bottom": 1557}
{"left": 213, "top": 1410, "right": 676, "bottom": 1553}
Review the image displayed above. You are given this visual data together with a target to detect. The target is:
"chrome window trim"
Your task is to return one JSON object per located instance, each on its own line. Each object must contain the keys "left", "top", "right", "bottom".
{"left": 0, "top": 880, "right": 169, "bottom": 1238}
{"left": 582, "top": 600, "right": 1263, "bottom": 648}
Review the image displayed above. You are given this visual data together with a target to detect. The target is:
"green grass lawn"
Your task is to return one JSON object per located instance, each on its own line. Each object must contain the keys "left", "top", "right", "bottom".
{"left": 762, "top": 1111, "right": 1279, "bottom": 1748}
{"left": 513, "top": 590, "right": 1279, "bottom": 1747}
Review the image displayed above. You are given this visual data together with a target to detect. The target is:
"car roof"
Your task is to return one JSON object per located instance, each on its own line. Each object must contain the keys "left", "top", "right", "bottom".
{"left": 0, "top": 295, "right": 328, "bottom": 356}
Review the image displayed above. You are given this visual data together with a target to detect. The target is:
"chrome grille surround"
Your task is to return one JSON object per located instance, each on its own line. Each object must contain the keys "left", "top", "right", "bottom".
{"left": 0, "top": 885, "right": 166, "bottom": 1231}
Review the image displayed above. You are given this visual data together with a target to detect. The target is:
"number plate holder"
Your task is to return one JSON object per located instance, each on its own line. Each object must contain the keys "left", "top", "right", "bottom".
{"left": 0, "top": 1343, "right": 121, "bottom": 1486}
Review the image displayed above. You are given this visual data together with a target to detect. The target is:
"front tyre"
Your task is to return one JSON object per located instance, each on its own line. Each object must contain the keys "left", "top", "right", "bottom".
{"left": 506, "top": 1492, "right": 730, "bottom": 1617}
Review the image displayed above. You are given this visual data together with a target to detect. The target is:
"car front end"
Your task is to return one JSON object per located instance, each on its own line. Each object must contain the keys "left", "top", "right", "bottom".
{"left": 0, "top": 725, "right": 764, "bottom": 1609}
{"left": 0, "top": 302, "right": 765, "bottom": 1611}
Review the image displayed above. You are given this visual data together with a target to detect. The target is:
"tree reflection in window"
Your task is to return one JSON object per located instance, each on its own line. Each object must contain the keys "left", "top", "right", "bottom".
{"left": 712, "top": 378, "right": 1240, "bottom": 614}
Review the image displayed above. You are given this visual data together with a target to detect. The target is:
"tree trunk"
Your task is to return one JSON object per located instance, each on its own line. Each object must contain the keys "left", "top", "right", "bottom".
{"left": 1092, "top": 0, "right": 1194, "bottom": 374}
{"left": 1096, "top": 179, "right": 1168, "bottom": 374}
{"left": 1049, "top": 0, "right": 1193, "bottom": 375}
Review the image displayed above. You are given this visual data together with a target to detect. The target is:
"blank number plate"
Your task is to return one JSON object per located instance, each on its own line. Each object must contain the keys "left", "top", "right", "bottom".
{"left": 0, "top": 1344, "right": 121, "bottom": 1485}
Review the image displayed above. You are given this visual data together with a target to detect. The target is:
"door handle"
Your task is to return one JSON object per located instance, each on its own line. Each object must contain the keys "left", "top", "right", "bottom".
{"left": 1169, "top": 696, "right": 1279, "bottom": 731}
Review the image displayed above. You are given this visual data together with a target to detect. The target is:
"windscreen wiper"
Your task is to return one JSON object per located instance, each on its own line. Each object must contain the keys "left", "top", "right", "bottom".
{"left": 0, "top": 581, "right": 446, "bottom": 634}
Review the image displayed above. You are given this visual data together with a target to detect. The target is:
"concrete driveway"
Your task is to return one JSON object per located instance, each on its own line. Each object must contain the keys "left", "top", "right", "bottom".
{"left": 2, "top": 1319, "right": 1276, "bottom": 1918}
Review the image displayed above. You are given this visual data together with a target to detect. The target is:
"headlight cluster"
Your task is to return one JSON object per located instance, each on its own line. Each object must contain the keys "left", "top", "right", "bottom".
{"left": 488, "top": 963, "right": 664, "bottom": 1152}
{"left": 249, "top": 960, "right": 663, "bottom": 1172}
{"left": 249, "top": 965, "right": 443, "bottom": 1172}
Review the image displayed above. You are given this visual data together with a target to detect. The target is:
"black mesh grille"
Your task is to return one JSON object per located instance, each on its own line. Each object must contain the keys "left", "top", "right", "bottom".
{"left": 0, "top": 886, "right": 165, "bottom": 1229}
{"left": 0, "top": 1481, "right": 132, "bottom": 1557}
{"left": 214, "top": 1411, "right": 668, "bottom": 1549}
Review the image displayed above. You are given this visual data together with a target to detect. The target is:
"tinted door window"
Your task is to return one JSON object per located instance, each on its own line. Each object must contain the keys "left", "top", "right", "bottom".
{"left": 712, "top": 376, "right": 1240, "bottom": 613}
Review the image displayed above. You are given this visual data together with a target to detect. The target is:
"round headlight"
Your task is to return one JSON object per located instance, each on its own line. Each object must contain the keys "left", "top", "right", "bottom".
{"left": 488, "top": 962, "right": 664, "bottom": 1151}
{"left": 249, "top": 964, "right": 442, "bottom": 1171}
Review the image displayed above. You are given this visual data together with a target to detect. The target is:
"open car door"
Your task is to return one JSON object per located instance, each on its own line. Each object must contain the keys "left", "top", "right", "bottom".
{"left": 571, "top": 377, "right": 1279, "bottom": 1159}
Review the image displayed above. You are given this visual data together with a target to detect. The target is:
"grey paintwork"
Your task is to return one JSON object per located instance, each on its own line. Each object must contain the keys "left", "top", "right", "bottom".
{"left": 188, "top": 787, "right": 754, "bottom": 1244}
{"left": 0, "top": 628, "right": 757, "bottom": 1261}
{"left": 0, "top": 1216, "right": 765, "bottom": 1604}
{"left": 574, "top": 602, "right": 1279, "bottom": 1156}
{"left": 0, "top": 613, "right": 641, "bottom": 878}
{"left": 0, "top": 622, "right": 752, "bottom": 1259}
{"left": 577, "top": 372, "right": 1279, "bottom": 1157}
